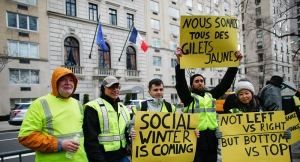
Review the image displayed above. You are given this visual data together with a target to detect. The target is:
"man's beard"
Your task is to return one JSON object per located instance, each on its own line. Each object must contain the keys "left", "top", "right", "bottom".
{"left": 192, "top": 86, "right": 204, "bottom": 94}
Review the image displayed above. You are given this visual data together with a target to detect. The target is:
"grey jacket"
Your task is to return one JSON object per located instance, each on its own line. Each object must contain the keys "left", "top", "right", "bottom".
{"left": 258, "top": 84, "right": 282, "bottom": 111}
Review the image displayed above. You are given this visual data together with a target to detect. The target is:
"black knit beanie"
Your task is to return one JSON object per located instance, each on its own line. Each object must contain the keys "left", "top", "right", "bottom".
{"left": 190, "top": 74, "right": 204, "bottom": 86}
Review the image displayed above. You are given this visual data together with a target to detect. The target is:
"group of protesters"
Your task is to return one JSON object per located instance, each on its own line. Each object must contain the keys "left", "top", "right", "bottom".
{"left": 16, "top": 46, "right": 300, "bottom": 162}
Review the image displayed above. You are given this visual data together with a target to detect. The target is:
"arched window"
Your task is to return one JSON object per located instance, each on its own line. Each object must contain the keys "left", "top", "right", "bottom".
{"left": 98, "top": 43, "right": 110, "bottom": 68}
{"left": 126, "top": 46, "right": 136, "bottom": 70}
{"left": 64, "top": 37, "right": 79, "bottom": 66}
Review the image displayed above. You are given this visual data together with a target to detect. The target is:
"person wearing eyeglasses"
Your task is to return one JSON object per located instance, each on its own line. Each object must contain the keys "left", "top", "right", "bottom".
{"left": 83, "top": 76, "right": 131, "bottom": 162}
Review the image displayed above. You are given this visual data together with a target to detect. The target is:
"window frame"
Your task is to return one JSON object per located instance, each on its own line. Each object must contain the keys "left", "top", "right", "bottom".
{"left": 66, "top": 0, "right": 76, "bottom": 16}
{"left": 7, "top": 12, "right": 38, "bottom": 31}
{"left": 109, "top": 8, "right": 117, "bottom": 26}
{"left": 8, "top": 40, "right": 39, "bottom": 58}
{"left": 152, "top": 37, "right": 161, "bottom": 48}
{"left": 89, "top": 3, "right": 98, "bottom": 21}
{"left": 9, "top": 69, "right": 40, "bottom": 84}
{"left": 127, "top": 13, "right": 134, "bottom": 28}
{"left": 153, "top": 56, "right": 162, "bottom": 66}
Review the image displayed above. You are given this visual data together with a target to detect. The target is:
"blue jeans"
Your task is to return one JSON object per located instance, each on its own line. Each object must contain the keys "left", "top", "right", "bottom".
{"left": 114, "top": 156, "right": 130, "bottom": 162}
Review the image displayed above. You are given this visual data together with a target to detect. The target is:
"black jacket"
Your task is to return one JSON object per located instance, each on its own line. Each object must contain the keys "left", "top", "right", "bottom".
{"left": 282, "top": 97, "right": 300, "bottom": 122}
{"left": 83, "top": 94, "right": 130, "bottom": 162}
{"left": 175, "top": 64, "right": 238, "bottom": 150}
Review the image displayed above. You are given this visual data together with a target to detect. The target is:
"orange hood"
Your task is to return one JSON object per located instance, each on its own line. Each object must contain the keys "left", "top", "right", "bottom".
{"left": 51, "top": 67, "right": 78, "bottom": 98}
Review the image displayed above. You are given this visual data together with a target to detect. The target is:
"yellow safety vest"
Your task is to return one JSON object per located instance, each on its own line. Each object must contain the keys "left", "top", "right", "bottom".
{"left": 85, "top": 98, "right": 130, "bottom": 151}
{"left": 132, "top": 101, "right": 176, "bottom": 113}
{"left": 229, "top": 108, "right": 243, "bottom": 113}
{"left": 183, "top": 92, "right": 217, "bottom": 131}
{"left": 294, "top": 96, "right": 300, "bottom": 111}
{"left": 19, "top": 95, "right": 87, "bottom": 162}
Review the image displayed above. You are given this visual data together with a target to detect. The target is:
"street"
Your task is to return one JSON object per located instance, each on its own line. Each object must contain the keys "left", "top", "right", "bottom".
{"left": 0, "top": 131, "right": 35, "bottom": 162}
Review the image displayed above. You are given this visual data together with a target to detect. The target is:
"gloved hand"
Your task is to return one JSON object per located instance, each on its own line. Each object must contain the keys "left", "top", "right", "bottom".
{"left": 284, "top": 128, "right": 291, "bottom": 139}
{"left": 215, "top": 128, "right": 222, "bottom": 139}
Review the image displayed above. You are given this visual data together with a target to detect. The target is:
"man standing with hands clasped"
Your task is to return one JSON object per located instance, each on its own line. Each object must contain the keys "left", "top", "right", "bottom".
{"left": 174, "top": 47, "right": 243, "bottom": 162}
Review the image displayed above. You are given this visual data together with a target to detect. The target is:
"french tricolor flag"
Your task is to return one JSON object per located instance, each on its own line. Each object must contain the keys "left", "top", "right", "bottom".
{"left": 129, "top": 26, "right": 148, "bottom": 52}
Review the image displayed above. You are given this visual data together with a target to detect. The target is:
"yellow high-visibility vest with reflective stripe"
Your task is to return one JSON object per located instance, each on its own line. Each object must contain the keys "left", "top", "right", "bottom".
{"left": 183, "top": 92, "right": 218, "bottom": 131}
{"left": 229, "top": 108, "right": 243, "bottom": 113}
{"left": 85, "top": 98, "right": 130, "bottom": 151}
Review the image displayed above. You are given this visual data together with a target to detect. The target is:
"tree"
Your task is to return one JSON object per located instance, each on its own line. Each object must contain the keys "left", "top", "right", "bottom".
{"left": 0, "top": 47, "right": 14, "bottom": 73}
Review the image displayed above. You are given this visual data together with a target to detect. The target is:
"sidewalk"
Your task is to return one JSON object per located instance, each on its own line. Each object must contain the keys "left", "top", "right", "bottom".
{"left": 0, "top": 121, "right": 20, "bottom": 132}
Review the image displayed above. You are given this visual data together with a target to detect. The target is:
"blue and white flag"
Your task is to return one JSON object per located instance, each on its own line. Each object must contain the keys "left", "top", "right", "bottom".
{"left": 96, "top": 23, "right": 107, "bottom": 51}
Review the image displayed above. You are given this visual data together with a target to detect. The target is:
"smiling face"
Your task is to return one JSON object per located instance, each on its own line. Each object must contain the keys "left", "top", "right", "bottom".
{"left": 192, "top": 76, "right": 205, "bottom": 91}
{"left": 104, "top": 83, "right": 120, "bottom": 100}
{"left": 237, "top": 89, "right": 253, "bottom": 105}
{"left": 148, "top": 84, "right": 164, "bottom": 99}
{"left": 57, "top": 75, "right": 75, "bottom": 98}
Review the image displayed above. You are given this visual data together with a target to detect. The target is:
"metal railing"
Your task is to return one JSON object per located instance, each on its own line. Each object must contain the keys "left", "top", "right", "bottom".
{"left": 0, "top": 149, "right": 34, "bottom": 162}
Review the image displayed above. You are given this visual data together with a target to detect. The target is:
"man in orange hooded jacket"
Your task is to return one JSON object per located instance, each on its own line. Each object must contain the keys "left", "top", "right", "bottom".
{"left": 18, "top": 67, "right": 88, "bottom": 162}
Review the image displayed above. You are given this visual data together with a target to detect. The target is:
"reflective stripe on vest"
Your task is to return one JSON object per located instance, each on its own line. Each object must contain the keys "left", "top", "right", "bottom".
{"left": 96, "top": 99, "right": 129, "bottom": 142}
{"left": 187, "top": 93, "right": 216, "bottom": 113}
{"left": 40, "top": 99, "right": 83, "bottom": 138}
{"left": 98, "top": 134, "right": 125, "bottom": 142}
{"left": 229, "top": 108, "right": 242, "bottom": 113}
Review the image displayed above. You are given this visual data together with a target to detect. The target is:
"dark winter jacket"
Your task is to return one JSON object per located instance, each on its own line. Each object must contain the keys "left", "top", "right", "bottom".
{"left": 175, "top": 64, "right": 238, "bottom": 150}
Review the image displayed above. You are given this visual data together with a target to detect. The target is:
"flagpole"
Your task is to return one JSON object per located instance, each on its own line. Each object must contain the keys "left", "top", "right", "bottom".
{"left": 89, "top": 15, "right": 101, "bottom": 59}
{"left": 118, "top": 22, "right": 134, "bottom": 62}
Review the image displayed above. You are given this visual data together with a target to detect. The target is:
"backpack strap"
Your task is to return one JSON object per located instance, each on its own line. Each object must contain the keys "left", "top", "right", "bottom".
{"left": 164, "top": 101, "right": 172, "bottom": 112}
{"left": 141, "top": 101, "right": 148, "bottom": 111}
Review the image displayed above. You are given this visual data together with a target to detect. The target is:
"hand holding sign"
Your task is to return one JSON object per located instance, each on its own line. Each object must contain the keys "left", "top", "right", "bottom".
{"left": 194, "top": 129, "right": 200, "bottom": 138}
{"left": 175, "top": 47, "right": 182, "bottom": 63}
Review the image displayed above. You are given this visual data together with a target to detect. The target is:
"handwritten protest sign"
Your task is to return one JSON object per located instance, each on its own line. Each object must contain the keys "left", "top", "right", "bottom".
{"left": 218, "top": 111, "right": 290, "bottom": 162}
{"left": 285, "top": 112, "right": 300, "bottom": 145}
{"left": 132, "top": 111, "right": 198, "bottom": 162}
{"left": 180, "top": 15, "right": 239, "bottom": 68}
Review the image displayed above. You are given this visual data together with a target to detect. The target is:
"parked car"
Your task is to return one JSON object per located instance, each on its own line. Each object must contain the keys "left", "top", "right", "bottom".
{"left": 8, "top": 103, "right": 31, "bottom": 126}
{"left": 216, "top": 91, "right": 235, "bottom": 113}
{"left": 125, "top": 100, "right": 146, "bottom": 119}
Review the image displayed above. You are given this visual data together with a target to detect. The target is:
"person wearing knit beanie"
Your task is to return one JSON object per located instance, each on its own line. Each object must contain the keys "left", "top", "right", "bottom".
{"left": 234, "top": 81, "right": 255, "bottom": 96}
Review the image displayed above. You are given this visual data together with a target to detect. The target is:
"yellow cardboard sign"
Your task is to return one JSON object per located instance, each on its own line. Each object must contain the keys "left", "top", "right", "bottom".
{"left": 285, "top": 112, "right": 300, "bottom": 145}
{"left": 219, "top": 111, "right": 286, "bottom": 135}
{"left": 180, "top": 15, "right": 239, "bottom": 68}
{"left": 220, "top": 133, "right": 290, "bottom": 162}
{"left": 132, "top": 111, "right": 198, "bottom": 162}
{"left": 218, "top": 111, "right": 290, "bottom": 162}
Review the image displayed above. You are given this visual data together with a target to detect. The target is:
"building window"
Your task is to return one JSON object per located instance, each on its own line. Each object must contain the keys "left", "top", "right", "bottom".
{"left": 214, "top": 10, "right": 220, "bottom": 15}
{"left": 258, "top": 53, "right": 263, "bottom": 61}
{"left": 186, "top": 0, "right": 192, "bottom": 7}
{"left": 172, "top": 76, "right": 176, "bottom": 85}
{"left": 66, "top": 0, "right": 76, "bottom": 16}
{"left": 171, "top": 59, "right": 177, "bottom": 68}
{"left": 171, "top": 94, "right": 178, "bottom": 103}
{"left": 242, "top": 24, "right": 245, "bottom": 31}
{"left": 8, "top": 41, "right": 39, "bottom": 58}
{"left": 210, "top": 78, "right": 214, "bottom": 86}
{"left": 282, "top": 66, "right": 284, "bottom": 73}
{"left": 170, "top": 24, "right": 179, "bottom": 35}
{"left": 224, "top": 2, "right": 230, "bottom": 11}
{"left": 206, "top": 6, "right": 211, "bottom": 14}
{"left": 256, "top": 18, "right": 262, "bottom": 27}
{"left": 281, "top": 54, "right": 283, "bottom": 62}
{"left": 288, "top": 67, "right": 290, "bottom": 73}
{"left": 238, "top": 44, "right": 241, "bottom": 50}
{"left": 109, "top": 9, "right": 117, "bottom": 25}
{"left": 274, "top": 40, "right": 277, "bottom": 49}
{"left": 294, "top": 74, "right": 297, "bottom": 81}
{"left": 257, "top": 41, "right": 263, "bottom": 49}
{"left": 281, "top": 43, "right": 284, "bottom": 51}
{"left": 276, "top": 64, "right": 278, "bottom": 71}
{"left": 151, "top": 19, "right": 160, "bottom": 30}
{"left": 287, "top": 56, "right": 289, "bottom": 63}
{"left": 7, "top": 12, "right": 38, "bottom": 31}
{"left": 259, "top": 65, "right": 263, "bottom": 72}
{"left": 153, "top": 74, "right": 162, "bottom": 79}
{"left": 198, "top": 3, "right": 203, "bottom": 11}
{"left": 243, "top": 45, "right": 246, "bottom": 53}
{"left": 150, "top": 1, "right": 159, "bottom": 12}
{"left": 214, "top": 0, "right": 219, "bottom": 5}
{"left": 152, "top": 37, "right": 161, "bottom": 48}
{"left": 14, "top": 0, "right": 37, "bottom": 6}
{"left": 256, "top": 7, "right": 261, "bottom": 15}
{"left": 242, "top": 34, "right": 245, "bottom": 42}
{"left": 64, "top": 37, "right": 79, "bottom": 66}
{"left": 153, "top": 56, "right": 161, "bottom": 66}
{"left": 170, "top": 41, "right": 179, "bottom": 51}
{"left": 169, "top": 7, "right": 179, "bottom": 18}
{"left": 126, "top": 46, "right": 136, "bottom": 70}
{"left": 256, "top": 30, "right": 262, "bottom": 38}
{"left": 9, "top": 69, "right": 39, "bottom": 84}
{"left": 287, "top": 45, "right": 289, "bottom": 53}
{"left": 98, "top": 43, "right": 110, "bottom": 68}
{"left": 273, "top": 6, "right": 276, "bottom": 14}
{"left": 275, "top": 52, "right": 278, "bottom": 61}
{"left": 89, "top": 3, "right": 98, "bottom": 21}
{"left": 255, "top": 0, "right": 261, "bottom": 5}
{"left": 127, "top": 13, "right": 134, "bottom": 28}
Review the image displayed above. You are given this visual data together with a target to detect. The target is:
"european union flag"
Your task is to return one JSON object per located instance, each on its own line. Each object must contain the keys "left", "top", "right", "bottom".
{"left": 96, "top": 23, "right": 107, "bottom": 51}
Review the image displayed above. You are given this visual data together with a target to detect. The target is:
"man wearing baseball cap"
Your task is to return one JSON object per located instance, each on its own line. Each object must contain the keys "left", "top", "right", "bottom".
{"left": 83, "top": 76, "right": 131, "bottom": 162}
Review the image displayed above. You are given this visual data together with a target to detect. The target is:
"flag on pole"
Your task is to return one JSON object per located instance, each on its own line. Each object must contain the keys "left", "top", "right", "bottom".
{"left": 96, "top": 23, "right": 107, "bottom": 51}
{"left": 129, "top": 26, "right": 148, "bottom": 52}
